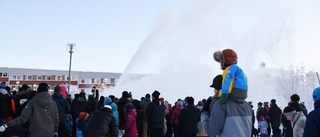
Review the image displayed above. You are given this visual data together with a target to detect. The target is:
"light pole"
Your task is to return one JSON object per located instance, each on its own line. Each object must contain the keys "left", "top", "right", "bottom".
{"left": 67, "top": 43, "right": 75, "bottom": 93}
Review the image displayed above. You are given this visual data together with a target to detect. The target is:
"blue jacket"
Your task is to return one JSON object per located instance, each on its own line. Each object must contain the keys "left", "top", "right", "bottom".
{"left": 110, "top": 103, "right": 120, "bottom": 126}
{"left": 221, "top": 64, "right": 248, "bottom": 95}
{"left": 303, "top": 100, "right": 320, "bottom": 137}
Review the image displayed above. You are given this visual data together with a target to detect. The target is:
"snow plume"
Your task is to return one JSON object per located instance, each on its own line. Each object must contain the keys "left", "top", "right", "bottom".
{"left": 104, "top": 0, "right": 320, "bottom": 105}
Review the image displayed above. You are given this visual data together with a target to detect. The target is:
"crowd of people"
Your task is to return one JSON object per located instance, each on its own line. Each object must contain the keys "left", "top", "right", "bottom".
{"left": 1, "top": 48, "right": 320, "bottom": 137}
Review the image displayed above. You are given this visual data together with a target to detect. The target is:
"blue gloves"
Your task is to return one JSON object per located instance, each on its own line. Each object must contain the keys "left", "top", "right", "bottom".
{"left": 201, "top": 96, "right": 212, "bottom": 113}
{"left": 220, "top": 93, "right": 228, "bottom": 104}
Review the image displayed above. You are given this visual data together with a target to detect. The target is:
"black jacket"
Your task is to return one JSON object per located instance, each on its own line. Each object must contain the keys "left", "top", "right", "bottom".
{"left": 178, "top": 104, "right": 200, "bottom": 134}
{"left": 71, "top": 97, "right": 87, "bottom": 117}
{"left": 256, "top": 106, "right": 266, "bottom": 121}
{"left": 268, "top": 103, "right": 282, "bottom": 127}
{"left": 117, "top": 97, "right": 129, "bottom": 129}
{"left": 0, "top": 89, "right": 12, "bottom": 118}
{"left": 83, "top": 106, "right": 119, "bottom": 137}
{"left": 146, "top": 98, "right": 165, "bottom": 129}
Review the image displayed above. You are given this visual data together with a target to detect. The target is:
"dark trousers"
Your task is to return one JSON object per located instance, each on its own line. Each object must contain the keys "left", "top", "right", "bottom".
{"left": 149, "top": 128, "right": 163, "bottom": 137}
{"left": 173, "top": 124, "right": 182, "bottom": 137}
{"left": 271, "top": 124, "right": 281, "bottom": 137}
{"left": 182, "top": 133, "right": 196, "bottom": 137}
{"left": 58, "top": 124, "right": 67, "bottom": 137}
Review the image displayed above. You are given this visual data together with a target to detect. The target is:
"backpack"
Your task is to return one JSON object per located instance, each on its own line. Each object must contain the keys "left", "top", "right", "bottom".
{"left": 65, "top": 113, "right": 73, "bottom": 137}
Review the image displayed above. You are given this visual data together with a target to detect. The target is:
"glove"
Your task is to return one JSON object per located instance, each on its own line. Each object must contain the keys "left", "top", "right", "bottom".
{"left": 201, "top": 96, "right": 212, "bottom": 113}
{"left": 0, "top": 124, "right": 8, "bottom": 132}
{"left": 20, "top": 99, "right": 28, "bottom": 105}
{"left": 220, "top": 93, "right": 228, "bottom": 104}
{"left": 54, "top": 132, "right": 58, "bottom": 137}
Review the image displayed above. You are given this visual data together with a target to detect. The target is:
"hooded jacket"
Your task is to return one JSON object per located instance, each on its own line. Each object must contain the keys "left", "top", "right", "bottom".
{"left": 146, "top": 98, "right": 165, "bottom": 129}
{"left": 0, "top": 88, "right": 11, "bottom": 118}
{"left": 124, "top": 109, "right": 138, "bottom": 137}
{"left": 201, "top": 99, "right": 252, "bottom": 137}
{"left": 171, "top": 105, "right": 183, "bottom": 125}
{"left": 291, "top": 111, "right": 306, "bottom": 137}
{"left": 303, "top": 100, "right": 320, "bottom": 137}
{"left": 110, "top": 103, "right": 120, "bottom": 125}
{"left": 83, "top": 106, "right": 119, "bottom": 137}
{"left": 60, "top": 86, "right": 68, "bottom": 98}
{"left": 7, "top": 92, "right": 59, "bottom": 137}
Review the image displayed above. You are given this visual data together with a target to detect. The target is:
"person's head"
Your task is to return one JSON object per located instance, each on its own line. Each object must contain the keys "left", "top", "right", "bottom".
{"left": 197, "top": 101, "right": 203, "bottom": 106}
{"left": 290, "top": 94, "right": 300, "bottom": 102}
{"left": 210, "top": 75, "right": 222, "bottom": 93}
{"left": 258, "top": 102, "right": 262, "bottom": 107}
{"left": 0, "top": 81, "right": 6, "bottom": 89}
{"left": 145, "top": 93, "right": 151, "bottom": 99}
{"left": 187, "top": 96, "right": 195, "bottom": 105}
{"left": 109, "top": 95, "right": 115, "bottom": 102}
{"left": 124, "top": 102, "right": 135, "bottom": 112}
{"left": 176, "top": 101, "right": 183, "bottom": 107}
{"left": 263, "top": 102, "right": 269, "bottom": 107}
{"left": 99, "top": 96, "right": 105, "bottom": 103}
{"left": 21, "top": 84, "right": 29, "bottom": 91}
{"left": 122, "top": 91, "right": 129, "bottom": 98}
{"left": 283, "top": 106, "right": 297, "bottom": 121}
{"left": 313, "top": 87, "right": 320, "bottom": 102}
{"left": 214, "top": 49, "right": 238, "bottom": 69}
{"left": 53, "top": 85, "right": 61, "bottom": 94}
{"left": 37, "top": 83, "right": 49, "bottom": 93}
{"left": 104, "top": 97, "right": 112, "bottom": 105}
{"left": 270, "top": 99, "right": 276, "bottom": 105}
{"left": 79, "top": 91, "right": 86, "bottom": 98}
{"left": 5, "top": 86, "right": 11, "bottom": 93}
{"left": 259, "top": 116, "right": 265, "bottom": 121}
{"left": 152, "top": 90, "right": 160, "bottom": 99}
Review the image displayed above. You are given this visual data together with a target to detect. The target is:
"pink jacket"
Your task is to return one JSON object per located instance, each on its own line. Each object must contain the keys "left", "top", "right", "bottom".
{"left": 60, "top": 86, "right": 68, "bottom": 98}
{"left": 124, "top": 109, "right": 138, "bottom": 137}
{"left": 171, "top": 105, "right": 183, "bottom": 124}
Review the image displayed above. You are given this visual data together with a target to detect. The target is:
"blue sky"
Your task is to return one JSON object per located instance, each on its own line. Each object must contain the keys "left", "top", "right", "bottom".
{"left": 0, "top": 0, "right": 191, "bottom": 72}
{"left": 2, "top": 0, "right": 320, "bottom": 73}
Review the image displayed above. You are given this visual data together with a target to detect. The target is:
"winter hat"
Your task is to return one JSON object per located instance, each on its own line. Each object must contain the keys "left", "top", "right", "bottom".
{"left": 104, "top": 97, "right": 112, "bottom": 105}
{"left": 160, "top": 97, "right": 164, "bottom": 101}
{"left": 187, "top": 97, "right": 195, "bottom": 105}
{"left": 109, "top": 95, "right": 115, "bottom": 102}
{"left": 122, "top": 91, "right": 129, "bottom": 98}
{"left": 313, "top": 87, "right": 320, "bottom": 102}
{"left": 259, "top": 116, "right": 265, "bottom": 121}
{"left": 21, "top": 84, "right": 29, "bottom": 91}
{"left": 152, "top": 90, "right": 160, "bottom": 98}
{"left": 283, "top": 106, "right": 296, "bottom": 117}
{"left": 37, "top": 83, "right": 48, "bottom": 93}
{"left": 263, "top": 102, "right": 269, "bottom": 106}
{"left": 177, "top": 101, "right": 183, "bottom": 106}
{"left": 79, "top": 91, "right": 86, "bottom": 98}
{"left": 54, "top": 85, "right": 61, "bottom": 93}
{"left": 213, "top": 49, "right": 238, "bottom": 68}
{"left": 290, "top": 94, "right": 300, "bottom": 102}
{"left": 0, "top": 81, "right": 6, "bottom": 88}
{"left": 271, "top": 99, "right": 276, "bottom": 104}
{"left": 197, "top": 101, "right": 203, "bottom": 106}
{"left": 258, "top": 102, "right": 262, "bottom": 106}
{"left": 210, "top": 75, "right": 223, "bottom": 90}
{"left": 145, "top": 93, "right": 151, "bottom": 98}
{"left": 124, "top": 102, "right": 135, "bottom": 111}
{"left": 78, "top": 112, "right": 89, "bottom": 121}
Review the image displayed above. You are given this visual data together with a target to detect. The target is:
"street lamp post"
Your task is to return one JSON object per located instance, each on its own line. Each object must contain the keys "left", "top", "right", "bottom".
{"left": 67, "top": 43, "right": 75, "bottom": 93}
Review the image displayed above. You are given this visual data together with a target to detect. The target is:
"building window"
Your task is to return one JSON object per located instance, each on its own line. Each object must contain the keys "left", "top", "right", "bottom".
{"left": 33, "top": 75, "right": 37, "bottom": 80}
{"left": 71, "top": 76, "right": 77, "bottom": 80}
{"left": 3, "top": 73, "right": 7, "bottom": 77}
{"left": 0, "top": 72, "right": 2, "bottom": 77}
{"left": 17, "top": 76, "right": 22, "bottom": 80}
{"left": 46, "top": 76, "right": 51, "bottom": 80}
{"left": 85, "top": 79, "right": 91, "bottom": 84}
{"left": 37, "top": 76, "right": 42, "bottom": 80}
{"left": 27, "top": 76, "right": 32, "bottom": 80}
{"left": 51, "top": 75, "right": 56, "bottom": 80}
{"left": 57, "top": 76, "right": 61, "bottom": 80}
{"left": 11, "top": 75, "right": 17, "bottom": 80}
{"left": 80, "top": 79, "right": 85, "bottom": 84}
{"left": 91, "top": 79, "right": 95, "bottom": 84}
{"left": 62, "top": 75, "right": 66, "bottom": 81}
{"left": 110, "top": 78, "right": 115, "bottom": 84}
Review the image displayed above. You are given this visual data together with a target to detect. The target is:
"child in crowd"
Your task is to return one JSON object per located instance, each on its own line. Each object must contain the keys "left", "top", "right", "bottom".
{"left": 258, "top": 116, "right": 268, "bottom": 137}
{"left": 213, "top": 48, "right": 248, "bottom": 103}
